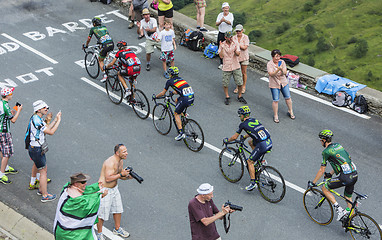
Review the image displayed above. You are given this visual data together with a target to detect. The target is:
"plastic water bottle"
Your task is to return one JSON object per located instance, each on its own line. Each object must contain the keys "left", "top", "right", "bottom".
{"left": 297, "top": 83, "right": 307, "bottom": 90}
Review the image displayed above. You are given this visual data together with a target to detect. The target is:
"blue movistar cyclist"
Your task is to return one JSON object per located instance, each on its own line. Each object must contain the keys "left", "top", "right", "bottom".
{"left": 224, "top": 106, "right": 272, "bottom": 191}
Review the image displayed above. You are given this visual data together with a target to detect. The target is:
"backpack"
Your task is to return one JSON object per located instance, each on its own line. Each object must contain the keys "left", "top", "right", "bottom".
{"left": 203, "top": 43, "right": 219, "bottom": 58}
{"left": 180, "top": 29, "right": 193, "bottom": 46}
{"left": 186, "top": 31, "right": 204, "bottom": 51}
{"left": 281, "top": 54, "right": 300, "bottom": 67}
{"left": 332, "top": 91, "right": 352, "bottom": 107}
{"left": 351, "top": 95, "right": 368, "bottom": 114}
{"left": 24, "top": 115, "right": 34, "bottom": 149}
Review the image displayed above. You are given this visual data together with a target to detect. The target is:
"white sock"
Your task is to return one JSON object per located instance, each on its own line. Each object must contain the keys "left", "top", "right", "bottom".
{"left": 0, "top": 172, "right": 4, "bottom": 178}
{"left": 30, "top": 177, "right": 36, "bottom": 185}
{"left": 5, "top": 165, "right": 10, "bottom": 171}
{"left": 36, "top": 173, "right": 40, "bottom": 180}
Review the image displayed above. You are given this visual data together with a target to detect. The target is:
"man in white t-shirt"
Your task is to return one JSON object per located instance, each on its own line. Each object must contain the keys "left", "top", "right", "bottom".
{"left": 137, "top": 8, "right": 160, "bottom": 71}
{"left": 156, "top": 20, "right": 176, "bottom": 79}
{"left": 215, "top": 2, "right": 234, "bottom": 69}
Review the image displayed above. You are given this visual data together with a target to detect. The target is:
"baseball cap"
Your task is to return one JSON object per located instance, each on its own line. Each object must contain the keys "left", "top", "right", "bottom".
{"left": 234, "top": 24, "right": 244, "bottom": 32}
{"left": 0, "top": 87, "right": 14, "bottom": 97}
{"left": 222, "top": 2, "right": 230, "bottom": 9}
{"left": 33, "top": 100, "right": 49, "bottom": 112}
{"left": 197, "top": 183, "right": 214, "bottom": 195}
{"left": 225, "top": 31, "right": 233, "bottom": 38}
{"left": 70, "top": 173, "right": 91, "bottom": 184}
{"left": 142, "top": 8, "right": 150, "bottom": 15}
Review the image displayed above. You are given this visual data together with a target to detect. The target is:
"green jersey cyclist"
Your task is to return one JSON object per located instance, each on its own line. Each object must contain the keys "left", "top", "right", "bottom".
{"left": 224, "top": 106, "right": 272, "bottom": 191}
{"left": 153, "top": 66, "right": 194, "bottom": 141}
{"left": 83, "top": 17, "right": 115, "bottom": 82}
{"left": 308, "top": 129, "right": 358, "bottom": 221}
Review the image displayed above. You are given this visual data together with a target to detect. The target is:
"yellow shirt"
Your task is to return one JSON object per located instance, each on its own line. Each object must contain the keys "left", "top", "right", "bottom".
{"left": 158, "top": 0, "right": 173, "bottom": 11}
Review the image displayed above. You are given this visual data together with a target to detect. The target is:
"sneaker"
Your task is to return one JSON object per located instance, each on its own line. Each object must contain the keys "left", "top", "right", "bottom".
{"left": 218, "top": 64, "right": 223, "bottom": 70}
{"left": 113, "top": 227, "right": 130, "bottom": 238}
{"left": 100, "top": 74, "right": 107, "bottom": 83}
{"left": 96, "top": 232, "right": 105, "bottom": 240}
{"left": 196, "top": 26, "right": 200, "bottom": 30}
{"left": 224, "top": 97, "right": 230, "bottom": 105}
{"left": 245, "top": 181, "right": 257, "bottom": 191}
{"left": 29, "top": 182, "right": 39, "bottom": 190}
{"left": 200, "top": 27, "right": 208, "bottom": 32}
{"left": 37, "top": 190, "right": 42, "bottom": 196}
{"left": 5, "top": 166, "right": 18, "bottom": 174}
{"left": 237, "top": 96, "right": 247, "bottom": 104}
{"left": 164, "top": 72, "right": 170, "bottom": 79}
{"left": 0, "top": 175, "right": 11, "bottom": 184}
{"left": 175, "top": 132, "right": 186, "bottom": 141}
{"left": 146, "top": 63, "right": 150, "bottom": 71}
{"left": 336, "top": 208, "right": 347, "bottom": 221}
{"left": 41, "top": 193, "right": 56, "bottom": 203}
{"left": 124, "top": 89, "right": 132, "bottom": 98}
{"left": 128, "top": 21, "right": 134, "bottom": 29}
{"left": 36, "top": 178, "right": 52, "bottom": 184}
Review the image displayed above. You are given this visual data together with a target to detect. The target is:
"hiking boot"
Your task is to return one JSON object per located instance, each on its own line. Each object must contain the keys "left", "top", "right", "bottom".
{"left": 0, "top": 175, "right": 11, "bottom": 184}
{"left": 175, "top": 132, "right": 186, "bottom": 141}
{"left": 237, "top": 96, "right": 247, "bottom": 104}
{"left": 128, "top": 21, "right": 134, "bottom": 29}
{"left": 41, "top": 193, "right": 56, "bottom": 203}
{"left": 245, "top": 181, "right": 257, "bottom": 191}
{"left": 100, "top": 74, "right": 107, "bottom": 83}
{"left": 5, "top": 166, "right": 18, "bottom": 174}
{"left": 113, "top": 227, "right": 130, "bottom": 238}
{"left": 96, "top": 232, "right": 105, "bottom": 240}
{"left": 146, "top": 63, "right": 151, "bottom": 71}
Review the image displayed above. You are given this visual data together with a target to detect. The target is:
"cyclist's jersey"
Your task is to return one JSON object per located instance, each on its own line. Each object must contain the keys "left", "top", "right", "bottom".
{"left": 116, "top": 49, "right": 141, "bottom": 76}
{"left": 88, "top": 25, "right": 113, "bottom": 45}
{"left": 0, "top": 100, "right": 13, "bottom": 133}
{"left": 321, "top": 143, "right": 357, "bottom": 175}
{"left": 164, "top": 76, "right": 194, "bottom": 98}
{"left": 236, "top": 118, "right": 271, "bottom": 145}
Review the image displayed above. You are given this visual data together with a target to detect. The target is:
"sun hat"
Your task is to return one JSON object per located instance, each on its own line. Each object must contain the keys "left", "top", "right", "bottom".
{"left": 70, "top": 173, "right": 91, "bottom": 184}
{"left": 142, "top": 8, "right": 150, "bottom": 15}
{"left": 225, "top": 31, "right": 233, "bottom": 38}
{"left": 222, "top": 2, "right": 230, "bottom": 9}
{"left": 33, "top": 100, "right": 49, "bottom": 112}
{"left": 0, "top": 87, "right": 14, "bottom": 97}
{"left": 234, "top": 24, "right": 244, "bottom": 32}
{"left": 197, "top": 183, "right": 214, "bottom": 195}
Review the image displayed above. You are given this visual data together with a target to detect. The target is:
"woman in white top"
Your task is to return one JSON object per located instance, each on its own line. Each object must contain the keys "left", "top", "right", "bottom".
{"left": 216, "top": 2, "right": 233, "bottom": 68}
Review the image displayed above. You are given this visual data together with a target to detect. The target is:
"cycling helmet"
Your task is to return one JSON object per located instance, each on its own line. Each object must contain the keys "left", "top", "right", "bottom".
{"left": 92, "top": 17, "right": 102, "bottom": 26}
{"left": 0, "top": 87, "right": 14, "bottom": 97}
{"left": 318, "top": 129, "right": 333, "bottom": 141}
{"left": 238, "top": 106, "right": 251, "bottom": 116}
{"left": 168, "top": 66, "right": 179, "bottom": 76}
{"left": 117, "top": 40, "right": 127, "bottom": 50}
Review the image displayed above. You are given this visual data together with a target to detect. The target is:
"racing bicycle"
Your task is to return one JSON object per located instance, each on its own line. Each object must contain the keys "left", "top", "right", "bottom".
{"left": 82, "top": 44, "right": 115, "bottom": 79}
{"left": 303, "top": 180, "right": 382, "bottom": 239}
{"left": 219, "top": 136, "right": 286, "bottom": 203}
{"left": 152, "top": 92, "right": 204, "bottom": 152}
{"left": 105, "top": 65, "right": 150, "bottom": 119}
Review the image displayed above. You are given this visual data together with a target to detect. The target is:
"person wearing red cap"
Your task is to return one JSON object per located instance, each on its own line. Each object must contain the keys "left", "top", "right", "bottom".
{"left": 0, "top": 87, "right": 23, "bottom": 184}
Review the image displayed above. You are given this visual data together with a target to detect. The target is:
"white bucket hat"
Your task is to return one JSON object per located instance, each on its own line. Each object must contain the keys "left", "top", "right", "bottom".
{"left": 33, "top": 100, "right": 49, "bottom": 112}
{"left": 222, "top": 2, "right": 230, "bottom": 9}
{"left": 197, "top": 183, "right": 214, "bottom": 195}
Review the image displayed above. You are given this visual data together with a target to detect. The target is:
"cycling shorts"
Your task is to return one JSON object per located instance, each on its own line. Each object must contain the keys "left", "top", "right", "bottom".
{"left": 248, "top": 139, "right": 272, "bottom": 162}
{"left": 325, "top": 171, "right": 358, "bottom": 198}
{"left": 100, "top": 42, "right": 114, "bottom": 59}
{"left": 175, "top": 96, "right": 194, "bottom": 114}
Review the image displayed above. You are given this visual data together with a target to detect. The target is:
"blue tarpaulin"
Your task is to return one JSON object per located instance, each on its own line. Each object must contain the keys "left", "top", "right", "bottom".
{"left": 315, "top": 74, "right": 366, "bottom": 100}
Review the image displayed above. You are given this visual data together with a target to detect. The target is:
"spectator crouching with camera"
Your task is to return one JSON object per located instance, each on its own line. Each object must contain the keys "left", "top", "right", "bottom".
{"left": 188, "top": 183, "right": 235, "bottom": 240}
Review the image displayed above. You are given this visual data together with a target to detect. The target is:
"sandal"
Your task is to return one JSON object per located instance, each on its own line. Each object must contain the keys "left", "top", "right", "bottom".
{"left": 233, "top": 88, "right": 238, "bottom": 94}
{"left": 273, "top": 116, "right": 279, "bottom": 123}
{"left": 287, "top": 112, "right": 296, "bottom": 120}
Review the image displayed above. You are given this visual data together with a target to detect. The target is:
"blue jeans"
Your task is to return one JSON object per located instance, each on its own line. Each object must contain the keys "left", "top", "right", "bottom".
{"left": 270, "top": 84, "right": 291, "bottom": 101}
{"left": 28, "top": 146, "right": 46, "bottom": 169}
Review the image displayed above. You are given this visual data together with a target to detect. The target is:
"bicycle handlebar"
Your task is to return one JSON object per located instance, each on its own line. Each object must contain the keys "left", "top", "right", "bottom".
{"left": 223, "top": 135, "right": 248, "bottom": 148}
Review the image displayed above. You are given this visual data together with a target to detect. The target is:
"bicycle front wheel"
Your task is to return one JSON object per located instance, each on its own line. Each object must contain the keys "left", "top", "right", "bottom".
{"left": 303, "top": 188, "right": 334, "bottom": 225}
{"left": 349, "top": 212, "right": 382, "bottom": 240}
{"left": 257, "top": 166, "right": 286, "bottom": 203}
{"left": 152, "top": 103, "right": 172, "bottom": 135}
{"left": 219, "top": 147, "right": 244, "bottom": 183}
{"left": 131, "top": 89, "right": 150, "bottom": 119}
{"left": 85, "top": 51, "right": 100, "bottom": 79}
{"left": 183, "top": 119, "right": 204, "bottom": 152}
{"left": 105, "top": 76, "right": 123, "bottom": 104}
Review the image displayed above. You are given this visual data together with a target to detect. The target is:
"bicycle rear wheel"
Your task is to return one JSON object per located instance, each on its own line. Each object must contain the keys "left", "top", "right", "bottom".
{"left": 152, "top": 103, "right": 172, "bottom": 135}
{"left": 85, "top": 51, "right": 100, "bottom": 79}
{"left": 257, "top": 166, "right": 286, "bottom": 203}
{"left": 349, "top": 212, "right": 382, "bottom": 240}
{"left": 303, "top": 188, "right": 334, "bottom": 225}
{"left": 131, "top": 89, "right": 150, "bottom": 119}
{"left": 105, "top": 76, "right": 123, "bottom": 104}
{"left": 182, "top": 118, "right": 204, "bottom": 152}
{"left": 219, "top": 147, "right": 244, "bottom": 183}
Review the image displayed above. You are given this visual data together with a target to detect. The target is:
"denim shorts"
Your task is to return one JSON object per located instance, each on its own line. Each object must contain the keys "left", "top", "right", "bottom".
{"left": 270, "top": 84, "right": 291, "bottom": 101}
{"left": 28, "top": 146, "right": 46, "bottom": 169}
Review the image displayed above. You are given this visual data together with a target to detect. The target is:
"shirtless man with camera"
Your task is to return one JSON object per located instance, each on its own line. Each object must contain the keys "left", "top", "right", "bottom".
{"left": 96, "top": 144, "right": 133, "bottom": 240}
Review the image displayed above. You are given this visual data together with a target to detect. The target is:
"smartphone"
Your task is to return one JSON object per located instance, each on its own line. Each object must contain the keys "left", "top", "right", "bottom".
{"left": 16, "top": 102, "right": 21, "bottom": 107}
{"left": 278, "top": 60, "right": 282, "bottom": 67}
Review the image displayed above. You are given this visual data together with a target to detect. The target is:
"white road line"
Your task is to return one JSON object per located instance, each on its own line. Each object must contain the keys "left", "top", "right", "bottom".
{"left": 1, "top": 33, "right": 58, "bottom": 64}
{"left": 81, "top": 77, "right": 307, "bottom": 194}
{"left": 260, "top": 77, "right": 370, "bottom": 119}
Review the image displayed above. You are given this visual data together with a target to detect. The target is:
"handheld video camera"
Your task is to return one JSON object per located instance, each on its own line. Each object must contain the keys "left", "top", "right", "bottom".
{"left": 224, "top": 201, "right": 243, "bottom": 211}
{"left": 126, "top": 167, "right": 144, "bottom": 184}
